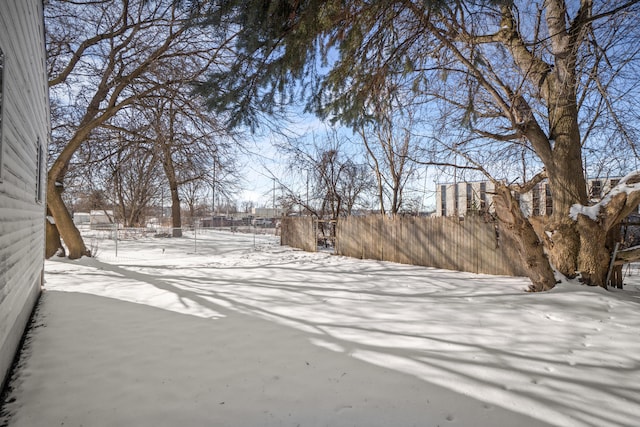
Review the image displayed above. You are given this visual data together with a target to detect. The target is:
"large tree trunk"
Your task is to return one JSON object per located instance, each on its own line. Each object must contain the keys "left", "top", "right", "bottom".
{"left": 575, "top": 215, "right": 609, "bottom": 287}
{"left": 572, "top": 180, "right": 640, "bottom": 287}
{"left": 46, "top": 179, "right": 90, "bottom": 259}
{"left": 160, "top": 143, "right": 182, "bottom": 238}
{"left": 45, "top": 101, "right": 102, "bottom": 259}
{"left": 493, "top": 184, "right": 556, "bottom": 292}
{"left": 543, "top": 218, "right": 581, "bottom": 278}
{"left": 543, "top": 93, "right": 588, "bottom": 279}
{"left": 493, "top": 3, "right": 590, "bottom": 283}
{"left": 169, "top": 185, "right": 182, "bottom": 238}
{"left": 45, "top": 208, "right": 64, "bottom": 259}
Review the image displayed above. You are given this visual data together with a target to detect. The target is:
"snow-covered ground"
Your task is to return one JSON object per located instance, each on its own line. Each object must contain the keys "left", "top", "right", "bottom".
{"left": 1, "top": 230, "right": 640, "bottom": 426}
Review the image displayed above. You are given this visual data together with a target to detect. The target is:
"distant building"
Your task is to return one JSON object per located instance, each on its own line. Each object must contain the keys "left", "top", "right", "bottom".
{"left": 435, "top": 177, "right": 623, "bottom": 217}
{"left": 73, "top": 212, "right": 91, "bottom": 226}
{"left": 251, "top": 207, "right": 284, "bottom": 218}
{"left": 73, "top": 210, "right": 114, "bottom": 229}
{"left": 435, "top": 180, "right": 497, "bottom": 217}
{"left": 0, "top": 0, "right": 49, "bottom": 390}
{"left": 90, "top": 210, "right": 113, "bottom": 228}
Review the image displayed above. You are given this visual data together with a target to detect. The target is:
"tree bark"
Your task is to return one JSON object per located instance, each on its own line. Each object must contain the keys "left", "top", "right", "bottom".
{"left": 575, "top": 215, "right": 609, "bottom": 287}
{"left": 544, "top": 217, "right": 581, "bottom": 279}
{"left": 572, "top": 179, "right": 640, "bottom": 287}
{"left": 45, "top": 1, "right": 196, "bottom": 257}
{"left": 543, "top": 98, "right": 588, "bottom": 280}
{"left": 169, "top": 185, "right": 182, "bottom": 237}
{"left": 493, "top": 184, "right": 556, "bottom": 292}
{"left": 160, "top": 141, "right": 183, "bottom": 238}
{"left": 45, "top": 208, "right": 64, "bottom": 259}
{"left": 46, "top": 180, "right": 90, "bottom": 259}
{"left": 493, "top": 4, "right": 589, "bottom": 281}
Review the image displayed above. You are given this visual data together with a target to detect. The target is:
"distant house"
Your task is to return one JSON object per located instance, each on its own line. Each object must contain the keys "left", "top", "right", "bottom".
{"left": 73, "top": 212, "right": 91, "bottom": 227}
{"left": 90, "top": 209, "right": 113, "bottom": 229}
{"left": 435, "top": 177, "right": 624, "bottom": 218}
{"left": 252, "top": 207, "right": 285, "bottom": 218}
{"left": 0, "top": 0, "right": 49, "bottom": 389}
{"left": 435, "top": 180, "right": 497, "bottom": 217}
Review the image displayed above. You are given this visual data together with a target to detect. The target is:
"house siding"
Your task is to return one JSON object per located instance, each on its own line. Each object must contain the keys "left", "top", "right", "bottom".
{"left": 436, "top": 181, "right": 497, "bottom": 217}
{"left": 435, "top": 178, "right": 626, "bottom": 218}
{"left": 0, "top": 0, "right": 49, "bottom": 389}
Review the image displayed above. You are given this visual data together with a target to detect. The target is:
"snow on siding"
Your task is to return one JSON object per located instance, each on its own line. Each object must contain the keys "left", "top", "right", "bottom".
{"left": 0, "top": 0, "right": 49, "bottom": 390}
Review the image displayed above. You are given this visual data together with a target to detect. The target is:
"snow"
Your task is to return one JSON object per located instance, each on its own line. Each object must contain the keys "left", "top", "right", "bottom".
{"left": 570, "top": 170, "right": 640, "bottom": 221}
{"left": 569, "top": 203, "right": 600, "bottom": 221}
{"left": 2, "top": 230, "right": 640, "bottom": 426}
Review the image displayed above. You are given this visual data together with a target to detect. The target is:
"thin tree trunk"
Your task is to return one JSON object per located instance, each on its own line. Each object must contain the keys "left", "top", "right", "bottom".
{"left": 606, "top": 225, "right": 623, "bottom": 289}
{"left": 359, "top": 128, "right": 386, "bottom": 215}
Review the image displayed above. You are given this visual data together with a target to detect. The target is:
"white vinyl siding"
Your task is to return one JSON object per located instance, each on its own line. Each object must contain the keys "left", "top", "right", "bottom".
{"left": 0, "top": 44, "right": 5, "bottom": 178}
{"left": 0, "top": 0, "right": 49, "bottom": 390}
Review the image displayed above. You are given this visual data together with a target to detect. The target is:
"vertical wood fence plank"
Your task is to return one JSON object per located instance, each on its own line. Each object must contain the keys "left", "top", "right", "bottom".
{"left": 285, "top": 215, "right": 527, "bottom": 277}
{"left": 332, "top": 215, "right": 526, "bottom": 277}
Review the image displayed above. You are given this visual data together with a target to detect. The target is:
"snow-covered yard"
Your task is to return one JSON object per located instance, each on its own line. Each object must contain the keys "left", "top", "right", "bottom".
{"left": 1, "top": 230, "right": 639, "bottom": 426}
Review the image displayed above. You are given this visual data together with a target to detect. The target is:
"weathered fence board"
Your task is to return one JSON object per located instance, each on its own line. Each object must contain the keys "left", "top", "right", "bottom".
{"left": 281, "top": 215, "right": 526, "bottom": 277}
{"left": 335, "top": 215, "right": 526, "bottom": 277}
{"left": 281, "top": 217, "right": 316, "bottom": 252}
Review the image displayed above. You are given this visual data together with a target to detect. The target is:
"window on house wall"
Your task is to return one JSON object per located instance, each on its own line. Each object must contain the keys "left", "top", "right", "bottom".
{"left": 590, "top": 180, "right": 602, "bottom": 199}
{"left": 532, "top": 185, "right": 540, "bottom": 216}
{"left": 545, "top": 184, "right": 553, "bottom": 215}
{"left": 0, "top": 46, "right": 4, "bottom": 177}
{"left": 480, "top": 182, "right": 486, "bottom": 211}
{"left": 454, "top": 183, "right": 459, "bottom": 215}
{"left": 466, "top": 183, "right": 473, "bottom": 212}
{"left": 440, "top": 185, "right": 447, "bottom": 216}
{"left": 36, "top": 137, "right": 44, "bottom": 203}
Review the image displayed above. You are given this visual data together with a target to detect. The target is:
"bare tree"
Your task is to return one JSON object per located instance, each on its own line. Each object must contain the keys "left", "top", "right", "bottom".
{"left": 408, "top": 1, "right": 640, "bottom": 289}
{"left": 108, "top": 141, "right": 163, "bottom": 227}
{"left": 356, "top": 85, "right": 420, "bottom": 215}
{"left": 339, "top": 160, "right": 372, "bottom": 216}
{"left": 195, "top": 0, "right": 640, "bottom": 290}
{"left": 240, "top": 200, "right": 255, "bottom": 214}
{"left": 277, "top": 129, "right": 373, "bottom": 219}
{"left": 180, "top": 177, "right": 207, "bottom": 226}
{"left": 45, "top": 0, "right": 237, "bottom": 257}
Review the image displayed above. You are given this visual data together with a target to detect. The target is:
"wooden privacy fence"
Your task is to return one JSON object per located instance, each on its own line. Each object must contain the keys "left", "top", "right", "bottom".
{"left": 336, "top": 215, "right": 527, "bottom": 277}
{"left": 281, "top": 215, "right": 527, "bottom": 277}
{"left": 281, "top": 216, "right": 316, "bottom": 252}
